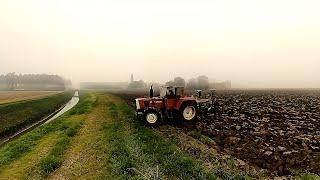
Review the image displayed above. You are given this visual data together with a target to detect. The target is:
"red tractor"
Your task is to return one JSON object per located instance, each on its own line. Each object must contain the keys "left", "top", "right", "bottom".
{"left": 135, "top": 86, "right": 217, "bottom": 126}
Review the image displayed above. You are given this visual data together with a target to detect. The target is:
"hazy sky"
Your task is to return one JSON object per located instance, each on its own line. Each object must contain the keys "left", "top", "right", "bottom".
{"left": 1, "top": 0, "right": 320, "bottom": 88}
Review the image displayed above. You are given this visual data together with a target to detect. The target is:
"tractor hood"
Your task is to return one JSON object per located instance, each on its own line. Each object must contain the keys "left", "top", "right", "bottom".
{"left": 135, "top": 97, "right": 163, "bottom": 110}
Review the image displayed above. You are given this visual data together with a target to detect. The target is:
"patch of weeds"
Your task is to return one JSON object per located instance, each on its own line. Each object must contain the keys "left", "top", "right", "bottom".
{"left": 170, "top": 137, "right": 182, "bottom": 146}
{"left": 226, "top": 158, "right": 237, "bottom": 170}
{"left": 38, "top": 156, "right": 61, "bottom": 175}
{"left": 38, "top": 137, "right": 69, "bottom": 175}
{"left": 66, "top": 123, "right": 81, "bottom": 137}
{"left": 214, "top": 168, "right": 246, "bottom": 180}
{"left": 189, "top": 130, "right": 215, "bottom": 146}
{"left": 200, "top": 135, "right": 215, "bottom": 146}
{"left": 296, "top": 172, "right": 320, "bottom": 180}
{"left": 190, "top": 130, "right": 202, "bottom": 139}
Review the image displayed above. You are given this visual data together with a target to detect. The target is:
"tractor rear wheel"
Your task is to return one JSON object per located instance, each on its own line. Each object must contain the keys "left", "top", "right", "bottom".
{"left": 143, "top": 110, "right": 160, "bottom": 126}
{"left": 180, "top": 102, "right": 197, "bottom": 121}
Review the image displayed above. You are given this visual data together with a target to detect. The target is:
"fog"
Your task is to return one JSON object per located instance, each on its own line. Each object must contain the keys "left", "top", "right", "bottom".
{"left": 1, "top": 0, "right": 320, "bottom": 88}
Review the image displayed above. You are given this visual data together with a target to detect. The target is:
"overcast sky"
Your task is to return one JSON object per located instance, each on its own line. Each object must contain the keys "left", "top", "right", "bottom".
{"left": 0, "top": 0, "right": 319, "bottom": 88}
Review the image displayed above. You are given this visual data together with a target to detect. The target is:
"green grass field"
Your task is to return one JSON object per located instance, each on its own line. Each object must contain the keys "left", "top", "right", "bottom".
{"left": 0, "top": 91, "right": 74, "bottom": 138}
{"left": 0, "top": 92, "right": 318, "bottom": 179}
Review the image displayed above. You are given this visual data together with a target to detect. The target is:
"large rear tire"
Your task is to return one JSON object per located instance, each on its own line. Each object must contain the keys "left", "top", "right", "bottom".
{"left": 143, "top": 110, "right": 160, "bottom": 126}
{"left": 179, "top": 102, "right": 197, "bottom": 121}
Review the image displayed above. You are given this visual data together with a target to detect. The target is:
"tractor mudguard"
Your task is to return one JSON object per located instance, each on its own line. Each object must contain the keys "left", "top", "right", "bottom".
{"left": 175, "top": 100, "right": 197, "bottom": 110}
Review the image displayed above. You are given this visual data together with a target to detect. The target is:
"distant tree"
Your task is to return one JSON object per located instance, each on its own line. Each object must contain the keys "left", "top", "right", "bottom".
{"left": 197, "top": 75, "right": 209, "bottom": 90}
{"left": 165, "top": 77, "right": 186, "bottom": 87}
{"left": 0, "top": 75, "right": 4, "bottom": 82}
{"left": 5, "top": 72, "right": 17, "bottom": 90}
{"left": 186, "top": 78, "right": 197, "bottom": 90}
{"left": 0, "top": 72, "right": 70, "bottom": 90}
{"left": 173, "top": 77, "right": 186, "bottom": 87}
{"left": 165, "top": 80, "right": 175, "bottom": 86}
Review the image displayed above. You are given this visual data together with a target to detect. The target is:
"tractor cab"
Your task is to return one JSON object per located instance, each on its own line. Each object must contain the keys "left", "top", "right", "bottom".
{"left": 159, "top": 86, "right": 185, "bottom": 99}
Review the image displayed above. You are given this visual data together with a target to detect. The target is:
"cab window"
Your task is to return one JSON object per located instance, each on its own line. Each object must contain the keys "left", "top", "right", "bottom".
{"left": 166, "top": 88, "right": 175, "bottom": 98}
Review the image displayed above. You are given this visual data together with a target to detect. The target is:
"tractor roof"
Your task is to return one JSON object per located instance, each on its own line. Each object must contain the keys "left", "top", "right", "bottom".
{"left": 161, "top": 86, "right": 185, "bottom": 88}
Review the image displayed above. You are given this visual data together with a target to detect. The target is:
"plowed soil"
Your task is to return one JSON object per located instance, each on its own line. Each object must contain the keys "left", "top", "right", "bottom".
{"left": 113, "top": 89, "right": 320, "bottom": 175}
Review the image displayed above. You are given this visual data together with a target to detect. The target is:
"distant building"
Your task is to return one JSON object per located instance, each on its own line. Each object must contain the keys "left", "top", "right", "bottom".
{"left": 128, "top": 73, "right": 146, "bottom": 89}
{"left": 130, "top": 73, "right": 134, "bottom": 83}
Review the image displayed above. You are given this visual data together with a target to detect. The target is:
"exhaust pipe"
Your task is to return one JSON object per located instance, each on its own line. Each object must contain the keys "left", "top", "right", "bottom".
{"left": 149, "top": 85, "right": 154, "bottom": 98}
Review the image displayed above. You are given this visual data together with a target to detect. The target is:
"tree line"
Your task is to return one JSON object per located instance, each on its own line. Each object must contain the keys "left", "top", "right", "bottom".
{"left": 165, "top": 76, "right": 210, "bottom": 90}
{"left": 0, "top": 72, "right": 72, "bottom": 91}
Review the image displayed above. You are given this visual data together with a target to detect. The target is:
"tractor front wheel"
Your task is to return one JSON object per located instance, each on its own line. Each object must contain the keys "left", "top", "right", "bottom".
{"left": 180, "top": 103, "right": 197, "bottom": 121}
{"left": 143, "top": 110, "right": 160, "bottom": 126}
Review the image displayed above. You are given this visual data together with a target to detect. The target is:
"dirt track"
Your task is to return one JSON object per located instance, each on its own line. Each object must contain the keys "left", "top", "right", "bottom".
{"left": 113, "top": 89, "right": 320, "bottom": 175}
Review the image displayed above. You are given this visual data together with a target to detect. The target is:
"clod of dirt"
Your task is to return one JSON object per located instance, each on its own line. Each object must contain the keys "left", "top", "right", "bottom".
{"left": 264, "top": 151, "right": 273, "bottom": 156}
{"left": 283, "top": 151, "right": 292, "bottom": 156}
{"left": 226, "top": 137, "right": 240, "bottom": 145}
{"left": 277, "top": 146, "right": 287, "bottom": 152}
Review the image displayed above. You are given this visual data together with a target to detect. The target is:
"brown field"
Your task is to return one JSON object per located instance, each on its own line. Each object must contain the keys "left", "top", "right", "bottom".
{"left": 0, "top": 91, "right": 62, "bottom": 104}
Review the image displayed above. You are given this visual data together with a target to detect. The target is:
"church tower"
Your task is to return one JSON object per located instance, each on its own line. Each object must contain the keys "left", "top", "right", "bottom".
{"left": 130, "top": 73, "right": 134, "bottom": 83}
